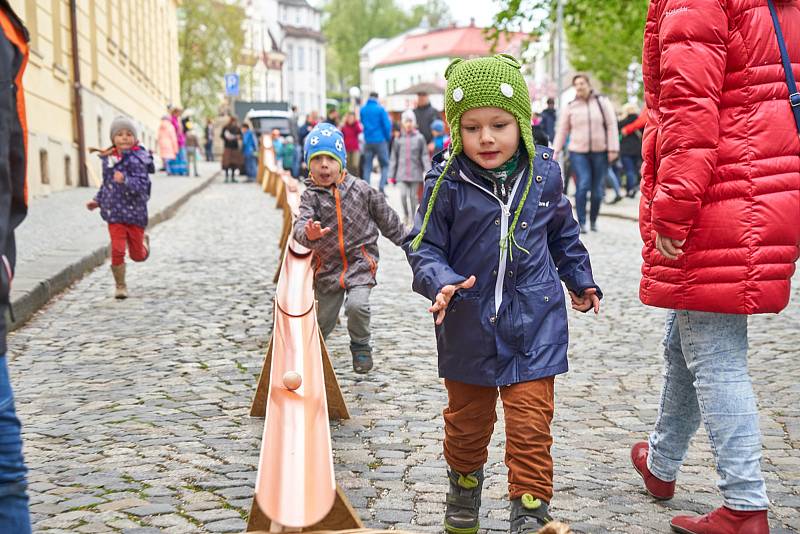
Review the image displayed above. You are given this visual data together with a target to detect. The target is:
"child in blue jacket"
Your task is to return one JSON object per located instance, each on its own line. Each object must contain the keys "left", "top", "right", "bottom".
{"left": 404, "top": 55, "right": 602, "bottom": 534}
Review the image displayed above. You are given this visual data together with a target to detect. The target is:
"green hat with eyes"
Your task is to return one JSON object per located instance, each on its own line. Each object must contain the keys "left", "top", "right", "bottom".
{"left": 410, "top": 54, "right": 535, "bottom": 258}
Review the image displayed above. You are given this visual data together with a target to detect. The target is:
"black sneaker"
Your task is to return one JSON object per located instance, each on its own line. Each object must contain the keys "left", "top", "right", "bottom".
{"left": 351, "top": 353, "right": 373, "bottom": 374}
{"left": 509, "top": 495, "right": 553, "bottom": 534}
{"left": 444, "top": 467, "right": 484, "bottom": 534}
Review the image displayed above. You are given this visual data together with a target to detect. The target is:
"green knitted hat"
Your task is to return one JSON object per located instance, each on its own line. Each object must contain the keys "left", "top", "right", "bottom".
{"left": 410, "top": 54, "right": 535, "bottom": 258}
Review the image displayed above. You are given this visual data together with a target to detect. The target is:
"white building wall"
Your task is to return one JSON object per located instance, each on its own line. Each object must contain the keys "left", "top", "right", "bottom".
{"left": 371, "top": 58, "right": 451, "bottom": 98}
{"left": 279, "top": 2, "right": 326, "bottom": 115}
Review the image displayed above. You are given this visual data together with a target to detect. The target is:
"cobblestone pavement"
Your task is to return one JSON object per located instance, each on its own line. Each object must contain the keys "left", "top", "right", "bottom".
{"left": 7, "top": 181, "right": 800, "bottom": 533}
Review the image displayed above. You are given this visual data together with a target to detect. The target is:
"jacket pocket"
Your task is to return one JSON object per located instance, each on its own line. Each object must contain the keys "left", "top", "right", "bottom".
{"left": 360, "top": 245, "right": 377, "bottom": 277}
{"left": 436, "top": 290, "right": 494, "bottom": 359}
{"left": 517, "top": 279, "right": 568, "bottom": 352}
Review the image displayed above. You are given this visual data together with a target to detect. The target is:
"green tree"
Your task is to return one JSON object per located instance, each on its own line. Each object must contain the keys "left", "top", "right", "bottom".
{"left": 490, "top": 0, "right": 648, "bottom": 99}
{"left": 178, "top": 0, "right": 246, "bottom": 118}
{"left": 322, "top": 0, "right": 452, "bottom": 92}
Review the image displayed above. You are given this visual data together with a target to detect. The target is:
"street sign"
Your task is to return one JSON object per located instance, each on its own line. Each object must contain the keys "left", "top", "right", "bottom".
{"left": 224, "top": 73, "right": 240, "bottom": 97}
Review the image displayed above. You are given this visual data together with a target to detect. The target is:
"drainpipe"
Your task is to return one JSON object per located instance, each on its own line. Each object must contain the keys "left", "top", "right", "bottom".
{"left": 69, "top": 0, "right": 88, "bottom": 187}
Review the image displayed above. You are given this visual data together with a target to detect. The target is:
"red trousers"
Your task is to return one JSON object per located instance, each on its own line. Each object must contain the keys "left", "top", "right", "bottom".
{"left": 443, "top": 377, "right": 555, "bottom": 501}
{"left": 108, "top": 223, "right": 147, "bottom": 266}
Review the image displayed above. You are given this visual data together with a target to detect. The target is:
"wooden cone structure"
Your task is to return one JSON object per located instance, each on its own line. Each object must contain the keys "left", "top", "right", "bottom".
{"left": 246, "top": 485, "right": 362, "bottom": 532}
{"left": 250, "top": 332, "right": 349, "bottom": 421}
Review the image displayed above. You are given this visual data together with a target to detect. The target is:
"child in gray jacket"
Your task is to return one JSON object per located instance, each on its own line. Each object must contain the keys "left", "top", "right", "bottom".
{"left": 389, "top": 109, "right": 430, "bottom": 225}
{"left": 293, "top": 123, "right": 406, "bottom": 374}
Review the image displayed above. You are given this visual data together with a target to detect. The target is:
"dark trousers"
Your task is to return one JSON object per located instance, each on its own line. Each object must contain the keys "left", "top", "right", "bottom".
{"left": 621, "top": 155, "right": 641, "bottom": 193}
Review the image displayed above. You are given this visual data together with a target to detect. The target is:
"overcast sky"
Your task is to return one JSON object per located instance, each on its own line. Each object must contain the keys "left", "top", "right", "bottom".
{"left": 409, "top": 0, "right": 501, "bottom": 27}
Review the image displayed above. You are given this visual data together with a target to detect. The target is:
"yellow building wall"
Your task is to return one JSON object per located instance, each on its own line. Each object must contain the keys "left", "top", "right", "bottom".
{"left": 9, "top": 0, "right": 181, "bottom": 197}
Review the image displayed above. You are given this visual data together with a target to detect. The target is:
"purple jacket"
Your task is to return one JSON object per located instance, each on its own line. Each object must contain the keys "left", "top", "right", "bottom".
{"left": 94, "top": 146, "right": 153, "bottom": 228}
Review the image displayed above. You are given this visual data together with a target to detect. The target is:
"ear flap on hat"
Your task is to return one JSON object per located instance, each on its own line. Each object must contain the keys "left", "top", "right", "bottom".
{"left": 444, "top": 58, "right": 465, "bottom": 79}
{"left": 494, "top": 53, "right": 522, "bottom": 69}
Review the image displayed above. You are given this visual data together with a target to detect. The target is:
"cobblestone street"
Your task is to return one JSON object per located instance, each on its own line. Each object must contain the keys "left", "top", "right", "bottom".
{"left": 8, "top": 181, "right": 800, "bottom": 533}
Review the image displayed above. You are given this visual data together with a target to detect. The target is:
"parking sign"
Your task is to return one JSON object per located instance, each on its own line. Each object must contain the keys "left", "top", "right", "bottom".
{"left": 224, "top": 73, "right": 239, "bottom": 97}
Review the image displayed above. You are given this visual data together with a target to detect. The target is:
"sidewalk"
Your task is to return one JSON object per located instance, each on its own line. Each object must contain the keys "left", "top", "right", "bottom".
{"left": 10, "top": 161, "right": 221, "bottom": 330}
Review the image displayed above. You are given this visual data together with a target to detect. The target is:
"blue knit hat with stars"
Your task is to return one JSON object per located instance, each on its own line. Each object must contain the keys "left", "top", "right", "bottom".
{"left": 304, "top": 123, "right": 347, "bottom": 171}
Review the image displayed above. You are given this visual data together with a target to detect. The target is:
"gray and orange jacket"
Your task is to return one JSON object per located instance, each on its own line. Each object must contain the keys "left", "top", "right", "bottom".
{"left": 0, "top": 1, "right": 29, "bottom": 354}
{"left": 293, "top": 173, "right": 406, "bottom": 293}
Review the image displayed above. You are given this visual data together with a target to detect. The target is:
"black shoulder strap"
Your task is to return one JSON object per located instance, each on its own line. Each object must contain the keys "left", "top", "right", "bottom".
{"left": 594, "top": 94, "right": 610, "bottom": 148}
{"left": 767, "top": 0, "right": 800, "bottom": 133}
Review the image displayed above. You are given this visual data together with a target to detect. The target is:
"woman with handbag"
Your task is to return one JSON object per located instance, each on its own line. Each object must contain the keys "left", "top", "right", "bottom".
{"left": 631, "top": 2, "right": 800, "bottom": 533}
{"left": 552, "top": 74, "right": 619, "bottom": 233}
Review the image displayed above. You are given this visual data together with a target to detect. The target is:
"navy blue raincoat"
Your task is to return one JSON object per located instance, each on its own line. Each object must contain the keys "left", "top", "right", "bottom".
{"left": 404, "top": 146, "right": 601, "bottom": 387}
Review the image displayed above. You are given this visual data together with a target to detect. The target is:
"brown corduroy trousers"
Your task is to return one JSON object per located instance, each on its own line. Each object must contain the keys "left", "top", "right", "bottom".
{"left": 443, "top": 377, "right": 555, "bottom": 501}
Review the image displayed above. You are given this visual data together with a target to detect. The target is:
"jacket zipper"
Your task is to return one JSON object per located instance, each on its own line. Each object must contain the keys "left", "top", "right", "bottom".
{"left": 458, "top": 171, "right": 523, "bottom": 314}
{"left": 333, "top": 186, "right": 349, "bottom": 289}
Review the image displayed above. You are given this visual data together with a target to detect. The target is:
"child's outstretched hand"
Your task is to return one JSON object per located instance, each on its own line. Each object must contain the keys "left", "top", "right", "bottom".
{"left": 113, "top": 170, "right": 125, "bottom": 183}
{"left": 304, "top": 220, "right": 332, "bottom": 241}
{"left": 86, "top": 200, "right": 99, "bottom": 211}
{"left": 569, "top": 287, "right": 601, "bottom": 314}
{"left": 429, "top": 275, "right": 477, "bottom": 325}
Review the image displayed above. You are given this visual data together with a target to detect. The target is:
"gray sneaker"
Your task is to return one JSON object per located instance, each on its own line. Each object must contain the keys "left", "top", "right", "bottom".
{"left": 509, "top": 494, "right": 553, "bottom": 534}
{"left": 444, "top": 467, "right": 484, "bottom": 534}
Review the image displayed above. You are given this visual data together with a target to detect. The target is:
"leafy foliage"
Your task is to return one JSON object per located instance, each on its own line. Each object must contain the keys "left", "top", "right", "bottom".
{"left": 490, "top": 0, "right": 648, "bottom": 99}
{"left": 322, "top": 0, "right": 452, "bottom": 91}
{"left": 178, "top": 0, "right": 246, "bottom": 118}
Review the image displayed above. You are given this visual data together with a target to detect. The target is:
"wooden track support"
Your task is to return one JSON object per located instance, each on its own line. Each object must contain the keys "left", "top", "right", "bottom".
{"left": 250, "top": 332, "right": 349, "bottom": 421}
{"left": 246, "top": 485, "right": 362, "bottom": 532}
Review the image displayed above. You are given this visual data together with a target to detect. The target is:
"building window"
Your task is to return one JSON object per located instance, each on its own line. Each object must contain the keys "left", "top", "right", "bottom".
{"left": 64, "top": 155, "right": 72, "bottom": 186}
{"left": 298, "top": 46, "right": 305, "bottom": 71}
{"left": 316, "top": 49, "right": 320, "bottom": 75}
{"left": 51, "top": 0, "right": 64, "bottom": 68}
{"left": 295, "top": 8, "right": 300, "bottom": 24}
{"left": 287, "top": 44, "right": 293, "bottom": 70}
{"left": 300, "top": 92, "right": 306, "bottom": 112}
{"left": 97, "top": 117, "right": 103, "bottom": 147}
{"left": 25, "top": 0, "right": 38, "bottom": 50}
{"left": 39, "top": 149, "right": 50, "bottom": 185}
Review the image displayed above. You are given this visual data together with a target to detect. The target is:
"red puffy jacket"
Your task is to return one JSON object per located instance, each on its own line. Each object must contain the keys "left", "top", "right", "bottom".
{"left": 640, "top": 0, "right": 800, "bottom": 314}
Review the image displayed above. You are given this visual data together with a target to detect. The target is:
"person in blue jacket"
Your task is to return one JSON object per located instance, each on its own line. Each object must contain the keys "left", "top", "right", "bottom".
{"left": 359, "top": 92, "right": 392, "bottom": 192}
{"left": 405, "top": 55, "right": 602, "bottom": 534}
{"left": 241, "top": 123, "right": 258, "bottom": 182}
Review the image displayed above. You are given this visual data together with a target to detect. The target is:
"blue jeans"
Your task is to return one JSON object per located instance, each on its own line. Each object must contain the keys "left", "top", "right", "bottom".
{"left": 361, "top": 142, "right": 390, "bottom": 191}
{"left": 244, "top": 154, "right": 258, "bottom": 181}
{"left": 606, "top": 166, "right": 621, "bottom": 197}
{"left": 291, "top": 144, "right": 302, "bottom": 178}
{"left": 0, "top": 355, "right": 31, "bottom": 532}
{"left": 621, "top": 155, "right": 640, "bottom": 193}
{"left": 569, "top": 151, "right": 607, "bottom": 226}
{"left": 648, "top": 311, "right": 769, "bottom": 511}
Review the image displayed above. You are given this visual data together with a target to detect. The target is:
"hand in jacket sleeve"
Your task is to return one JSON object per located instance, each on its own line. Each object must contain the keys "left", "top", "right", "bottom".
{"left": 546, "top": 176, "right": 602, "bottom": 302}
{"left": 292, "top": 190, "right": 322, "bottom": 249}
{"left": 651, "top": 0, "right": 728, "bottom": 241}
{"left": 368, "top": 187, "right": 406, "bottom": 246}
{"left": 403, "top": 179, "right": 468, "bottom": 302}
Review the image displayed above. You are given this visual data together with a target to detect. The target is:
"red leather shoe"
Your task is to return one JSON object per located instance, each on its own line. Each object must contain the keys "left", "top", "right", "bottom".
{"left": 631, "top": 441, "right": 675, "bottom": 500}
{"left": 671, "top": 507, "right": 769, "bottom": 534}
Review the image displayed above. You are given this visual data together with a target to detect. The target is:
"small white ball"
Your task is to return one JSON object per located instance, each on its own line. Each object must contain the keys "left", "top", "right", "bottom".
{"left": 282, "top": 371, "right": 302, "bottom": 391}
{"left": 500, "top": 83, "right": 514, "bottom": 98}
{"left": 452, "top": 87, "right": 464, "bottom": 102}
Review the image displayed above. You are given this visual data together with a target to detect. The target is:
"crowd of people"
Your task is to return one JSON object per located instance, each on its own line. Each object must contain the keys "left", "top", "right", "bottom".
{"left": 1, "top": 1, "right": 799, "bottom": 533}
